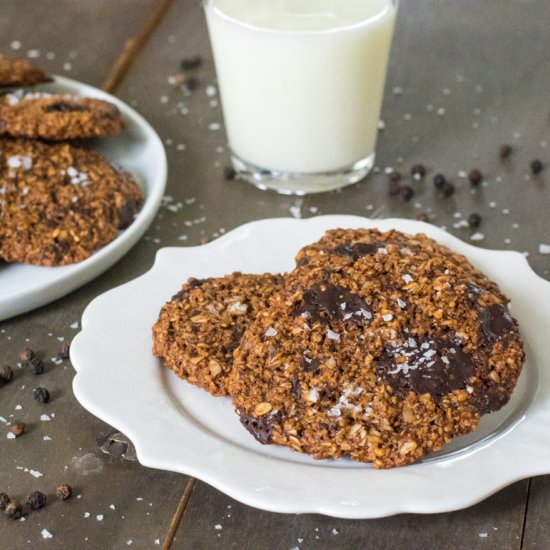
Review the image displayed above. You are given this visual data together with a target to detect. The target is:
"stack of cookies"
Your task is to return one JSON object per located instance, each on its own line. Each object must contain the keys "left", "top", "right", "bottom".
{"left": 0, "top": 54, "right": 143, "bottom": 266}
{"left": 152, "top": 227, "right": 525, "bottom": 468}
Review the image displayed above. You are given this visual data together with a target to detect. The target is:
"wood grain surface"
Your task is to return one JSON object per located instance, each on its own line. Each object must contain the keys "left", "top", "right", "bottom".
{"left": 1, "top": 0, "right": 549, "bottom": 548}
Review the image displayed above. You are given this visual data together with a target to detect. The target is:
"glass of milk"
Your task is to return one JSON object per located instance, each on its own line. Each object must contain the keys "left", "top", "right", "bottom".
{"left": 204, "top": 0, "right": 398, "bottom": 195}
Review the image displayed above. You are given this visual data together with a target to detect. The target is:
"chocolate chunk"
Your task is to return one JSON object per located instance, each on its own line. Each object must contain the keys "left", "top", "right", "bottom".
{"left": 332, "top": 242, "right": 383, "bottom": 261}
{"left": 187, "top": 278, "right": 204, "bottom": 289}
{"left": 239, "top": 410, "right": 282, "bottom": 444}
{"left": 377, "top": 335, "right": 475, "bottom": 401}
{"left": 478, "top": 303, "right": 515, "bottom": 345}
{"left": 291, "top": 378, "right": 302, "bottom": 401}
{"left": 470, "top": 387, "right": 511, "bottom": 415}
{"left": 294, "top": 283, "right": 371, "bottom": 325}
{"left": 118, "top": 198, "right": 139, "bottom": 229}
{"left": 301, "top": 356, "right": 321, "bottom": 373}
{"left": 43, "top": 101, "right": 90, "bottom": 113}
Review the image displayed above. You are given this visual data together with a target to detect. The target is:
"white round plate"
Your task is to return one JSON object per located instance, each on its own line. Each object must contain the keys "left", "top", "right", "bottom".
{"left": 71, "top": 215, "right": 550, "bottom": 518}
{"left": 0, "top": 76, "right": 167, "bottom": 321}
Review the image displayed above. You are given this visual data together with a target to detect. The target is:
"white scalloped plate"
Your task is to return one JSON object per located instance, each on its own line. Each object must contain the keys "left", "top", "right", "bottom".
{"left": 71, "top": 216, "right": 550, "bottom": 518}
{"left": 0, "top": 76, "right": 167, "bottom": 321}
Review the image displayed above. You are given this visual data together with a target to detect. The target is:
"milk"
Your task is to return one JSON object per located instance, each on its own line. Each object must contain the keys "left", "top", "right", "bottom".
{"left": 205, "top": 0, "right": 397, "bottom": 185}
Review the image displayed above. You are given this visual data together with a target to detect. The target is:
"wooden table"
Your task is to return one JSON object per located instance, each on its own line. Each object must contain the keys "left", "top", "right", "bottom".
{"left": 1, "top": 1, "right": 549, "bottom": 548}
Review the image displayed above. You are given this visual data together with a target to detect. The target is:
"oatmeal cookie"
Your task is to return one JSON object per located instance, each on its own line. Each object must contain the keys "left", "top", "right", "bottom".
{"left": 0, "top": 139, "right": 143, "bottom": 266}
{"left": 152, "top": 273, "right": 285, "bottom": 396}
{"left": 230, "top": 229, "right": 524, "bottom": 468}
{"left": 0, "top": 54, "right": 50, "bottom": 87}
{"left": 0, "top": 91, "right": 123, "bottom": 139}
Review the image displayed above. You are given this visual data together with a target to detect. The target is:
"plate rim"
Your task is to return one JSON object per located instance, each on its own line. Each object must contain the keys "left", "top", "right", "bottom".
{"left": 71, "top": 215, "right": 550, "bottom": 518}
{"left": 0, "top": 75, "right": 167, "bottom": 320}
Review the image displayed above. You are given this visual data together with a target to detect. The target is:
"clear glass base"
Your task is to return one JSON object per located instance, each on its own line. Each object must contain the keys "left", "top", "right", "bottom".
{"left": 230, "top": 153, "right": 375, "bottom": 196}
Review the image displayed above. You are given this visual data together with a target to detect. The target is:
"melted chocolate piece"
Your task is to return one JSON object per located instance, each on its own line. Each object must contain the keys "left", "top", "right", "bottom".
{"left": 291, "top": 378, "right": 302, "bottom": 401}
{"left": 293, "top": 283, "right": 371, "bottom": 325}
{"left": 118, "top": 198, "right": 139, "bottom": 229}
{"left": 332, "top": 241, "right": 385, "bottom": 261}
{"left": 239, "top": 410, "right": 283, "bottom": 444}
{"left": 478, "top": 303, "right": 515, "bottom": 345}
{"left": 470, "top": 388, "right": 511, "bottom": 415}
{"left": 301, "top": 356, "right": 321, "bottom": 373}
{"left": 187, "top": 278, "right": 204, "bottom": 289}
{"left": 170, "top": 290, "right": 184, "bottom": 302}
{"left": 43, "top": 101, "right": 90, "bottom": 113}
{"left": 377, "top": 335, "right": 475, "bottom": 401}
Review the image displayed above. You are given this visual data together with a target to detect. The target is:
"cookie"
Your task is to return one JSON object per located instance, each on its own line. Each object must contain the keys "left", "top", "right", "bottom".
{"left": 152, "top": 273, "right": 285, "bottom": 396}
{"left": 0, "top": 91, "right": 123, "bottom": 140}
{"left": 0, "top": 139, "right": 143, "bottom": 266}
{"left": 0, "top": 54, "right": 50, "bottom": 88}
{"left": 229, "top": 229, "right": 524, "bottom": 468}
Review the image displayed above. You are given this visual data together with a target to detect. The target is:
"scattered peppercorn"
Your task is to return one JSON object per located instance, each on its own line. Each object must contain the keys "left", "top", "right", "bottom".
{"left": 388, "top": 171, "right": 401, "bottom": 183}
{"left": 468, "top": 169, "right": 483, "bottom": 186}
{"left": 5, "top": 500, "right": 22, "bottom": 520}
{"left": 28, "top": 491, "right": 47, "bottom": 510}
{"left": 411, "top": 164, "right": 426, "bottom": 179}
{"left": 388, "top": 180, "right": 401, "bottom": 196}
{"left": 468, "top": 213, "right": 482, "bottom": 228}
{"left": 19, "top": 347, "right": 34, "bottom": 362}
{"left": 499, "top": 144, "right": 513, "bottom": 160}
{"left": 57, "top": 342, "right": 70, "bottom": 360}
{"left": 33, "top": 387, "right": 50, "bottom": 404}
{"left": 415, "top": 212, "right": 430, "bottom": 222}
{"left": 56, "top": 484, "right": 72, "bottom": 501}
{"left": 223, "top": 166, "right": 237, "bottom": 180}
{"left": 441, "top": 180, "right": 455, "bottom": 197}
{"left": 0, "top": 364, "right": 13, "bottom": 383}
{"left": 183, "top": 76, "right": 200, "bottom": 92}
{"left": 433, "top": 174, "right": 446, "bottom": 189}
{"left": 9, "top": 420, "right": 25, "bottom": 437}
{"left": 27, "top": 357, "right": 44, "bottom": 375}
{"left": 400, "top": 185, "right": 414, "bottom": 201}
{"left": 180, "top": 55, "right": 202, "bottom": 71}
{"left": 0, "top": 493, "right": 10, "bottom": 510}
{"left": 531, "top": 159, "right": 544, "bottom": 175}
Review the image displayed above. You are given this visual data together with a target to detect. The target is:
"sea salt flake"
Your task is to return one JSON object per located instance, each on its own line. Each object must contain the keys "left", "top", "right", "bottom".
{"left": 96, "top": 514, "right": 104, "bottom": 521}
{"left": 397, "top": 298, "right": 407, "bottom": 308}
{"left": 228, "top": 301, "right": 248, "bottom": 314}
{"left": 41, "top": 529, "right": 53, "bottom": 539}
{"left": 40, "top": 414, "right": 51, "bottom": 421}
{"left": 382, "top": 314, "right": 393, "bottom": 322}
{"left": 402, "top": 274, "right": 413, "bottom": 284}
{"left": 470, "top": 232, "right": 485, "bottom": 241}
{"left": 264, "top": 327, "right": 277, "bottom": 337}
{"left": 7, "top": 432, "right": 16, "bottom": 440}
{"left": 30, "top": 469, "right": 43, "bottom": 478}
{"left": 214, "top": 524, "right": 223, "bottom": 530}
{"left": 539, "top": 244, "right": 550, "bottom": 255}
{"left": 328, "top": 406, "right": 341, "bottom": 418}
{"left": 308, "top": 388, "right": 319, "bottom": 403}
{"left": 327, "top": 329, "right": 340, "bottom": 341}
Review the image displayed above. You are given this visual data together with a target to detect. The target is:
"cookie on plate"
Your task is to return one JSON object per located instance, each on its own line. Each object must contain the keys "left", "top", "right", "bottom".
{"left": 0, "top": 54, "right": 50, "bottom": 88}
{"left": 0, "top": 139, "right": 143, "bottom": 266}
{"left": 229, "top": 229, "right": 525, "bottom": 468}
{"left": 0, "top": 91, "right": 123, "bottom": 140}
{"left": 152, "top": 273, "right": 285, "bottom": 397}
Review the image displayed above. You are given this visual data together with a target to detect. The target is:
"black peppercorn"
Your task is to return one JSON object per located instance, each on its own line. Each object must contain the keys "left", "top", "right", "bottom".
{"left": 401, "top": 185, "right": 414, "bottom": 201}
{"left": 441, "top": 181, "right": 455, "bottom": 197}
{"left": 5, "top": 500, "right": 22, "bottom": 520}
{"left": 180, "top": 55, "right": 202, "bottom": 71}
{"left": 9, "top": 420, "right": 25, "bottom": 437}
{"left": 411, "top": 164, "right": 426, "bottom": 179}
{"left": 468, "top": 213, "right": 482, "bottom": 228}
{"left": 28, "top": 491, "right": 47, "bottom": 510}
{"left": 0, "top": 364, "right": 13, "bottom": 383}
{"left": 56, "top": 484, "right": 72, "bottom": 500}
{"left": 223, "top": 166, "right": 237, "bottom": 180}
{"left": 0, "top": 493, "right": 10, "bottom": 510}
{"left": 433, "top": 174, "right": 446, "bottom": 189}
{"left": 33, "top": 387, "right": 50, "bottom": 404}
{"left": 28, "top": 357, "right": 44, "bottom": 375}
{"left": 468, "top": 169, "right": 483, "bottom": 186}
{"left": 388, "top": 171, "right": 401, "bottom": 183}
{"left": 499, "top": 144, "right": 512, "bottom": 160}
{"left": 20, "top": 347, "right": 35, "bottom": 362}
{"left": 531, "top": 159, "right": 544, "bottom": 175}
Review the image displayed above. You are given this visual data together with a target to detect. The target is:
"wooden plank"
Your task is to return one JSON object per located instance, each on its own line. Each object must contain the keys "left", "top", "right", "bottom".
{"left": 520, "top": 477, "right": 550, "bottom": 548}
{"left": 172, "top": 480, "right": 526, "bottom": 550}
{"left": 0, "top": 0, "right": 159, "bottom": 87}
{"left": 0, "top": 1, "right": 190, "bottom": 548}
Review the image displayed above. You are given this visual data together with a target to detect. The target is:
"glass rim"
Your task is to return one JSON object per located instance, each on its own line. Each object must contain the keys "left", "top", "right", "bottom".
{"left": 204, "top": 0, "right": 398, "bottom": 36}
